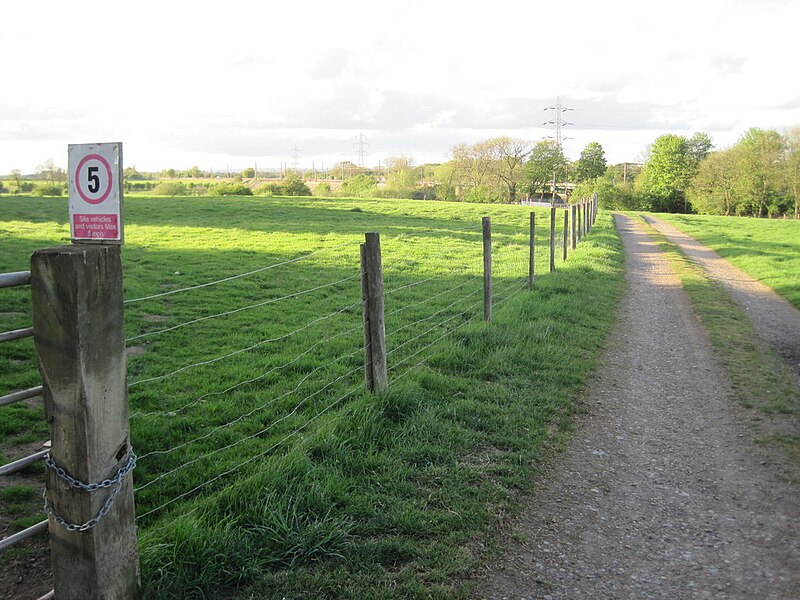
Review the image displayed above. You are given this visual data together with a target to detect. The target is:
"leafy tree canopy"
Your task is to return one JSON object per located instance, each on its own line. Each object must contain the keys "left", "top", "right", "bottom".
{"left": 574, "top": 142, "right": 607, "bottom": 182}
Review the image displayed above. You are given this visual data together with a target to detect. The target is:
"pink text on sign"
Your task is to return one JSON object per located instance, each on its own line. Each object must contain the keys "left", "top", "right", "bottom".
{"left": 72, "top": 214, "right": 119, "bottom": 240}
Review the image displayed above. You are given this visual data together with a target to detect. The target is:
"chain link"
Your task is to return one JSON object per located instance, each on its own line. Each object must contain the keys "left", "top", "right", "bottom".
{"left": 42, "top": 449, "right": 136, "bottom": 532}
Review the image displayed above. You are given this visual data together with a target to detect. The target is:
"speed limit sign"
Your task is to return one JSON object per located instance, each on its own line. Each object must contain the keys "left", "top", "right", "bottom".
{"left": 68, "top": 142, "right": 124, "bottom": 244}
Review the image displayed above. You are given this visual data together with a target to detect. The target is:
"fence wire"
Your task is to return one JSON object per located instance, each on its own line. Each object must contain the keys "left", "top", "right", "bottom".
{"left": 124, "top": 241, "right": 357, "bottom": 305}
{"left": 126, "top": 211, "right": 571, "bottom": 531}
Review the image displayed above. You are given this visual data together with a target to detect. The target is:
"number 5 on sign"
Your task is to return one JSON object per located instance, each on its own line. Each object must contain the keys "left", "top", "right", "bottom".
{"left": 68, "top": 142, "right": 124, "bottom": 244}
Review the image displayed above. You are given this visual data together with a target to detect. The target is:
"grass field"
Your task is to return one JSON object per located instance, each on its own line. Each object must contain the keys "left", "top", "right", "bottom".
{"left": 656, "top": 213, "right": 800, "bottom": 311}
{"left": 0, "top": 194, "right": 624, "bottom": 599}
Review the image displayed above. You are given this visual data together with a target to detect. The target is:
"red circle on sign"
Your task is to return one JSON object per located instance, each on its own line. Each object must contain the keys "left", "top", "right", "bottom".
{"left": 75, "top": 154, "right": 113, "bottom": 204}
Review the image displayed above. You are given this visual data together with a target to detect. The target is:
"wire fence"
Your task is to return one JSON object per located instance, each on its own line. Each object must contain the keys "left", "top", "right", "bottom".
{"left": 0, "top": 198, "right": 598, "bottom": 598}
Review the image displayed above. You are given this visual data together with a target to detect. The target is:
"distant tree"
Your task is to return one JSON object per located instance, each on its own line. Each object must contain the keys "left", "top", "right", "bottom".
{"left": 574, "top": 142, "right": 607, "bottom": 182}
{"left": 187, "top": 166, "right": 202, "bottom": 178}
{"left": 384, "top": 155, "right": 418, "bottom": 196}
{"left": 572, "top": 177, "right": 622, "bottom": 210}
{"left": 162, "top": 168, "right": 177, "bottom": 179}
{"left": 339, "top": 174, "right": 377, "bottom": 197}
{"left": 332, "top": 161, "right": 364, "bottom": 180}
{"left": 685, "top": 132, "right": 713, "bottom": 172}
{"left": 636, "top": 134, "right": 690, "bottom": 212}
{"left": 241, "top": 167, "right": 256, "bottom": 178}
{"left": 785, "top": 127, "right": 800, "bottom": 219}
{"left": 735, "top": 128, "right": 784, "bottom": 217}
{"left": 452, "top": 142, "right": 501, "bottom": 202}
{"left": 282, "top": 173, "right": 312, "bottom": 196}
{"left": 488, "top": 136, "right": 532, "bottom": 202}
{"left": 687, "top": 148, "right": 742, "bottom": 216}
{"left": 432, "top": 162, "right": 458, "bottom": 201}
{"left": 124, "top": 166, "right": 145, "bottom": 180}
{"left": 605, "top": 162, "right": 642, "bottom": 186}
{"left": 9, "top": 169, "right": 22, "bottom": 192}
{"left": 523, "top": 140, "right": 567, "bottom": 199}
{"left": 36, "top": 159, "right": 65, "bottom": 186}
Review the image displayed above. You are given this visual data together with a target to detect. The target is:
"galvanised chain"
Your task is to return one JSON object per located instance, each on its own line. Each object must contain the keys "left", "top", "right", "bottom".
{"left": 42, "top": 449, "right": 136, "bottom": 532}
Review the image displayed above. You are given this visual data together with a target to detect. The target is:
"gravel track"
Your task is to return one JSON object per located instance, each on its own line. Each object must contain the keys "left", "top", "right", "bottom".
{"left": 643, "top": 215, "right": 800, "bottom": 380}
{"left": 473, "top": 213, "right": 800, "bottom": 600}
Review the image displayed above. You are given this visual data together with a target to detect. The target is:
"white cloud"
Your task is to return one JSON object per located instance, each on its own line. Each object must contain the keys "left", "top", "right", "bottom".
{"left": 1, "top": 0, "right": 799, "bottom": 172}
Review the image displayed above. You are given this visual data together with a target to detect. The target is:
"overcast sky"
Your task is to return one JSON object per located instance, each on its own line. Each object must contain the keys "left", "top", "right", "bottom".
{"left": 2, "top": 0, "right": 799, "bottom": 174}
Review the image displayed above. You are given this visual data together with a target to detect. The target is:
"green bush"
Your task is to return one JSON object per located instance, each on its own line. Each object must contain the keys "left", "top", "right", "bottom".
{"left": 152, "top": 182, "right": 188, "bottom": 196}
{"left": 339, "top": 175, "right": 377, "bottom": 198}
{"left": 255, "top": 183, "right": 283, "bottom": 196}
{"left": 282, "top": 174, "right": 312, "bottom": 196}
{"left": 212, "top": 182, "right": 253, "bottom": 196}
{"left": 313, "top": 182, "right": 331, "bottom": 196}
{"left": 32, "top": 183, "right": 65, "bottom": 196}
{"left": 125, "top": 181, "right": 155, "bottom": 192}
{"left": 464, "top": 185, "right": 497, "bottom": 203}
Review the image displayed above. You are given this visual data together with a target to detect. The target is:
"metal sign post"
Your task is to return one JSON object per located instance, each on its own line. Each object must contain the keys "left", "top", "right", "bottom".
{"left": 68, "top": 143, "right": 124, "bottom": 244}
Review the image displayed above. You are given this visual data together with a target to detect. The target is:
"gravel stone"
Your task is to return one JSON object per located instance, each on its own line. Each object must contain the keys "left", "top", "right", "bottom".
{"left": 473, "top": 214, "right": 800, "bottom": 600}
{"left": 643, "top": 214, "right": 800, "bottom": 380}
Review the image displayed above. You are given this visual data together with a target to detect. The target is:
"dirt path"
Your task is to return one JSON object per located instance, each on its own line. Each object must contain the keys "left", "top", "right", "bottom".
{"left": 643, "top": 215, "right": 800, "bottom": 380}
{"left": 473, "top": 213, "right": 800, "bottom": 599}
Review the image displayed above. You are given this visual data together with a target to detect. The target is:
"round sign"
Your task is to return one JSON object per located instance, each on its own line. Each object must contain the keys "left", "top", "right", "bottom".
{"left": 75, "top": 153, "right": 113, "bottom": 205}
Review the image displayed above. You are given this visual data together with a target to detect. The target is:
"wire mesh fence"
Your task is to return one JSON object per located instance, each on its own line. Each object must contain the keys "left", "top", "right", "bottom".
{"left": 0, "top": 199, "right": 599, "bottom": 598}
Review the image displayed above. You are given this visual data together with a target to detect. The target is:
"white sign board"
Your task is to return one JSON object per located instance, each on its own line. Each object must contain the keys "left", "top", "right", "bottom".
{"left": 68, "top": 142, "right": 123, "bottom": 243}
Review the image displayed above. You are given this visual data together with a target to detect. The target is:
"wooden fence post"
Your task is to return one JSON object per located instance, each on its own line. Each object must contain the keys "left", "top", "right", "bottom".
{"left": 549, "top": 206, "right": 556, "bottom": 272}
{"left": 571, "top": 204, "right": 577, "bottom": 250}
{"left": 528, "top": 212, "right": 535, "bottom": 289}
{"left": 593, "top": 192, "right": 598, "bottom": 225}
{"left": 577, "top": 202, "right": 582, "bottom": 242}
{"left": 30, "top": 245, "right": 139, "bottom": 600}
{"left": 482, "top": 216, "right": 492, "bottom": 322}
{"left": 360, "top": 243, "right": 373, "bottom": 392}
{"left": 583, "top": 201, "right": 588, "bottom": 236}
{"left": 562, "top": 209, "right": 568, "bottom": 261}
{"left": 361, "top": 233, "right": 388, "bottom": 392}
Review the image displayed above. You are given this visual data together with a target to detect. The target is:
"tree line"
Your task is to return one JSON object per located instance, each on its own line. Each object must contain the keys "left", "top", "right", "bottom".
{"left": 4, "top": 126, "right": 798, "bottom": 217}
{"left": 574, "top": 128, "right": 800, "bottom": 218}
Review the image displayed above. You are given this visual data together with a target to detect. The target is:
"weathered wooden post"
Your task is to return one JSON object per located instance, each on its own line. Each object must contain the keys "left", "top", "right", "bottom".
{"left": 360, "top": 243, "right": 374, "bottom": 392}
{"left": 593, "top": 192, "right": 598, "bottom": 225}
{"left": 583, "top": 201, "right": 588, "bottom": 236}
{"left": 361, "top": 233, "right": 388, "bottom": 392}
{"left": 528, "top": 212, "right": 535, "bottom": 289}
{"left": 31, "top": 244, "right": 139, "bottom": 600}
{"left": 587, "top": 197, "right": 592, "bottom": 230}
{"left": 482, "top": 216, "right": 492, "bottom": 322}
{"left": 562, "top": 209, "right": 568, "bottom": 261}
{"left": 549, "top": 206, "right": 556, "bottom": 272}
{"left": 571, "top": 204, "right": 577, "bottom": 250}
{"left": 577, "top": 201, "right": 582, "bottom": 242}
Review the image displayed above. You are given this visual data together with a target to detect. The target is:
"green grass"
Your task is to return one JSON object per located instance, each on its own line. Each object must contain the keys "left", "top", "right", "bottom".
{"left": 0, "top": 194, "right": 624, "bottom": 598}
{"left": 639, "top": 216, "right": 800, "bottom": 481}
{"left": 655, "top": 213, "right": 800, "bottom": 311}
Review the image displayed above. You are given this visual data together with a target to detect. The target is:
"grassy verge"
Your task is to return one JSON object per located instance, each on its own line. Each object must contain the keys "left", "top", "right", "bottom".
{"left": 655, "top": 213, "right": 800, "bottom": 311}
{"left": 638, "top": 216, "right": 800, "bottom": 483}
{"left": 0, "top": 196, "right": 624, "bottom": 598}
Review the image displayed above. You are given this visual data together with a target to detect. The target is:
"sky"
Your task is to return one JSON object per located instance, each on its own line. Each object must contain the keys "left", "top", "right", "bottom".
{"left": 2, "top": 0, "right": 799, "bottom": 175}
